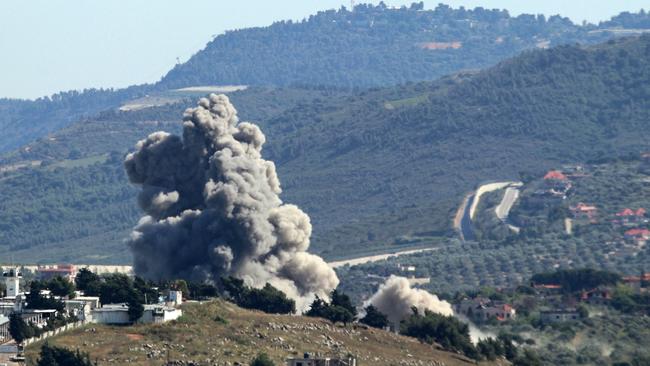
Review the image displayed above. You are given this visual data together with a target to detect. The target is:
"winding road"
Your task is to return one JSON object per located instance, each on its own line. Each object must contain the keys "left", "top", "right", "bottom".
{"left": 456, "top": 181, "right": 522, "bottom": 241}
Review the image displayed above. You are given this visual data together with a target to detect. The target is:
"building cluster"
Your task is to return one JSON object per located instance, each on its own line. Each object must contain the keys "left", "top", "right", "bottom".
{"left": 0, "top": 265, "right": 183, "bottom": 343}
{"left": 454, "top": 297, "right": 516, "bottom": 322}
{"left": 286, "top": 353, "right": 357, "bottom": 366}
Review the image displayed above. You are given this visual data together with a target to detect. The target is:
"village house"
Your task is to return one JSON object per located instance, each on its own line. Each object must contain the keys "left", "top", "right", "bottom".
{"left": 540, "top": 309, "right": 581, "bottom": 324}
{"left": 623, "top": 273, "right": 650, "bottom": 293}
{"left": 542, "top": 170, "right": 572, "bottom": 198}
{"left": 92, "top": 303, "right": 182, "bottom": 325}
{"left": 454, "top": 297, "right": 516, "bottom": 322}
{"left": 615, "top": 208, "right": 647, "bottom": 226}
{"left": 286, "top": 353, "right": 357, "bottom": 366}
{"left": 37, "top": 264, "right": 77, "bottom": 282}
{"left": 624, "top": 228, "right": 650, "bottom": 246}
{"left": 0, "top": 315, "right": 9, "bottom": 341}
{"left": 570, "top": 203, "right": 598, "bottom": 222}
{"left": 580, "top": 288, "right": 612, "bottom": 305}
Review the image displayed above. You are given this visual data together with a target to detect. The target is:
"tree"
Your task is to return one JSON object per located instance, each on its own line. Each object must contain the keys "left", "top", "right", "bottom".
{"left": 330, "top": 289, "right": 357, "bottom": 318}
{"left": 127, "top": 294, "right": 145, "bottom": 323}
{"left": 26, "top": 281, "right": 65, "bottom": 311}
{"left": 400, "top": 309, "right": 478, "bottom": 359}
{"left": 359, "top": 305, "right": 389, "bottom": 329}
{"left": 221, "top": 277, "right": 295, "bottom": 314}
{"left": 250, "top": 352, "right": 275, "bottom": 366}
{"left": 37, "top": 343, "right": 94, "bottom": 366}
{"left": 304, "top": 291, "right": 355, "bottom": 325}
{"left": 9, "top": 313, "right": 32, "bottom": 344}
{"left": 48, "top": 276, "right": 75, "bottom": 298}
{"left": 75, "top": 268, "right": 101, "bottom": 296}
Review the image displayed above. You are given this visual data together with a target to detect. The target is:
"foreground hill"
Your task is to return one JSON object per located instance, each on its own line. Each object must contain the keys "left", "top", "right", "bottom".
{"left": 25, "top": 300, "right": 502, "bottom": 366}
{"left": 1, "top": 35, "right": 649, "bottom": 263}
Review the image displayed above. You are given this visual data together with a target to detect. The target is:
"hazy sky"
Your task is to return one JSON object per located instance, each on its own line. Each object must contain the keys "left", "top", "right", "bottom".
{"left": 1, "top": 0, "right": 647, "bottom": 99}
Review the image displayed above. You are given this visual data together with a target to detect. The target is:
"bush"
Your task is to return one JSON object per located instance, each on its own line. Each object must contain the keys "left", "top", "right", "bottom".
{"left": 305, "top": 290, "right": 357, "bottom": 325}
{"left": 221, "top": 277, "right": 295, "bottom": 314}
{"left": 37, "top": 343, "right": 94, "bottom": 366}
{"left": 400, "top": 308, "right": 478, "bottom": 359}
{"left": 359, "top": 305, "right": 389, "bottom": 329}
{"left": 250, "top": 352, "right": 275, "bottom": 366}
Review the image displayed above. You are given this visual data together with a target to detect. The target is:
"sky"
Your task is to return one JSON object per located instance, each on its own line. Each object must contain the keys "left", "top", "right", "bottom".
{"left": 0, "top": 0, "right": 647, "bottom": 99}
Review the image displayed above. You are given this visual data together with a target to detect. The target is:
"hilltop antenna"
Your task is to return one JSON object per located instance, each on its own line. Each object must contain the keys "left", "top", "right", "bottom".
{"left": 350, "top": 0, "right": 355, "bottom": 11}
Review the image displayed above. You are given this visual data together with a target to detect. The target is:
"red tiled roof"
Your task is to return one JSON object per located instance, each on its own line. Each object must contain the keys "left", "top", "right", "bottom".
{"left": 616, "top": 208, "right": 646, "bottom": 217}
{"left": 624, "top": 228, "right": 650, "bottom": 237}
{"left": 544, "top": 170, "right": 568, "bottom": 181}
{"left": 572, "top": 203, "right": 597, "bottom": 212}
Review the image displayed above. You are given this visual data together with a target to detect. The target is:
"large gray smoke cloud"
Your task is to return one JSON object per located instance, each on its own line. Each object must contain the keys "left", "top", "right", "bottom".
{"left": 366, "top": 276, "right": 453, "bottom": 325}
{"left": 125, "top": 94, "right": 339, "bottom": 308}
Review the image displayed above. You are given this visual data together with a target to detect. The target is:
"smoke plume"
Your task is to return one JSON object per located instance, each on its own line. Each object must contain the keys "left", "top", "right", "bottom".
{"left": 366, "top": 275, "right": 453, "bottom": 325}
{"left": 125, "top": 94, "right": 339, "bottom": 308}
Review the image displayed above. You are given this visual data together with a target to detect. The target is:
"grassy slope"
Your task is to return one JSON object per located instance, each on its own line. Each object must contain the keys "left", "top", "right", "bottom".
{"left": 25, "top": 300, "right": 502, "bottom": 366}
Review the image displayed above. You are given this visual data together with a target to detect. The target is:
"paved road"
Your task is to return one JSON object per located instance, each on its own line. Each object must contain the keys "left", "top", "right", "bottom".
{"left": 328, "top": 247, "right": 439, "bottom": 268}
{"left": 495, "top": 186, "right": 520, "bottom": 221}
{"left": 458, "top": 181, "right": 522, "bottom": 241}
{"left": 459, "top": 194, "right": 476, "bottom": 241}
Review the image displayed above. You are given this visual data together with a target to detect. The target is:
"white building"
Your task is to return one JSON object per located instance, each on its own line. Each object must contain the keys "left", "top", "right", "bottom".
{"left": 64, "top": 296, "right": 100, "bottom": 321}
{"left": 286, "top": 353, "right": 357, "bottom": 366}
{"left": 92, "top": 303, "right": 182, "bottom": 325}
{"left": 3, "top": 267, "right": 21, "bottom": 298}
{"left": 168, "top": 290, "right": 183, "bottom": 306}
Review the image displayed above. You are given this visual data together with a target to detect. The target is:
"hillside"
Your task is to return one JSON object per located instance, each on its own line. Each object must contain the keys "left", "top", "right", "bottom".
{"left": 0, "top": 86, "right": 149, "bottom": 154}
{"left": 2, "top": 4, "right": 648, "bottom": 157}
{"left": 158, "top": 3, "right": 649, "bottom": 89}
{"left": 1, "top": 35, "right": 650, "bottom": 264}
{"left": 24, "top": 299, "right": 502, "bottom": 366}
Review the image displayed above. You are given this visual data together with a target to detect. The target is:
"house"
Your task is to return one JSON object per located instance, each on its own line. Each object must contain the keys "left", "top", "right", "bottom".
{"left": 543, "top": 170, "right": 572, "bottom": 197}
{"left": 624, "top": 228, "right": 650, "bottom": 245}
{"left": 544, "top": 170, "right": 568, "bottom": 181}
{"left": 570, "top": 203, "right": 598, "bottom": 221}
{"left": 480, "top": 303, "right": 516, "bottom": 321}
{"left": 532, "top": 283, "right": 562, "bottom": 294}
{"left": 454, "top": 297, "right": 516, "bottom": 322}
{"left": 623, "top": 273, "right": 650, "bottom": 293}
{"left": 0, "top": 315, "right": 9, "bottom": 341}
{"left": 37, "top": 264, "right": 77, "bottom": 282}
{"left": 64, "top": 296, "right": 100, "bottom": 321}
{"left": 2, "top": 267, "right": 22, "bottom": 299}
{"left": 92, "top": 303, "right": 182, "bottom": 325}
{"left": 580, "top": 288, "right": 612, "bottom": 305}
{"left": 286, "top": 353, "right": 357, "bottom": 366}
{"left": 615, "top": 208, "right": 647, "bottom": 225}
{"left": 540, "top": 309, "right": 581, "bottom": 324}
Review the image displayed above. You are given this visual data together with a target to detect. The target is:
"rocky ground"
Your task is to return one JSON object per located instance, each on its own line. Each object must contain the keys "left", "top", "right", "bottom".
{"left": 25, "top": 299, "right": 505, "bottom": 366}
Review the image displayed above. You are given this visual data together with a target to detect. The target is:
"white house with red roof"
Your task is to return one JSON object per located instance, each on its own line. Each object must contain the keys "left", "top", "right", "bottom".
{"left": 624, "top": 228, "right": 650, "bottom": 245}
{"left": 615, "top": 208, "right": 647, "bottom": 225}
{"left": 570, "top": 203, "right": 598, "bottom": 222}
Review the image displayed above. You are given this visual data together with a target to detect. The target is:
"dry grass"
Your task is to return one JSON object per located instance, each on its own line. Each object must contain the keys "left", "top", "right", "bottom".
{"left": 25, "top": 300, "right": 505, "bottom": 366}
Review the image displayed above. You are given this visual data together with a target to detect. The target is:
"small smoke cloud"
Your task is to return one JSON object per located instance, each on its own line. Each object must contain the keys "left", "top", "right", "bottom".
{"left": 124, "top": 94, "right": 339, "bottom": 309}
{"left": 366, "top": 275, "right": 453, "bottom": 325}
{"left": 455, "top": 313, "right": 497, "bottom": 343}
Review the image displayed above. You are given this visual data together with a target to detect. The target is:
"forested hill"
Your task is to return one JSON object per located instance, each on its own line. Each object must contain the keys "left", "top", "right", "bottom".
{"left": 1, "top": 35, "right": 649, "bottom": 264}
{"left": 2, "top": 4, "right": 648, "bottom": 156}
{"left": 158, "top": 2, "right": 648, "bottom": 89}
{"left": 0, "top": 85, "right": 149, "bottom": 153}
